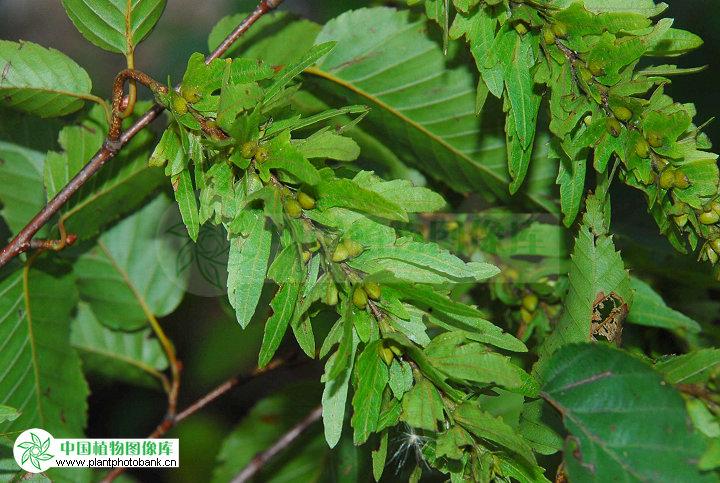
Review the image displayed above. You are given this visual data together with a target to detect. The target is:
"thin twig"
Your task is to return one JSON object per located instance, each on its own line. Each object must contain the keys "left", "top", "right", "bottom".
{"left": 0, "top": 0, "right": 284, "bottom": 269}
{"left": 231, "top": 405, "right": 323, "bottom": 483}
{"left": 99, "top": 352, "right": 301, "bottom": 483}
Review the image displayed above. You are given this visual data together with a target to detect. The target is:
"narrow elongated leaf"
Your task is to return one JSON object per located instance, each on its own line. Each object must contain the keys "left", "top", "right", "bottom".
{"left": 316, "top": 178, "right": 407, "bottom": 221}
{"left": 351, "top": 341, "right": 389, "bottom": 444}
{"left": 227, "top": 212, "right": 271, "bottom": 328}
{"left": 61, "top": 0, "right": 167, "bottom": 54}
{"left": 0, "top": 40, "right": 92, "bottom": 117}
{"left": 44, "top": 104, "right": 164, "bottom": 239}
{"left": 258, "top": 282, "right": 299, "bottom": 367}
{"left": 655, "top": 349, "right": 720, "bottom": 384}
{"left": 534, "top": 195, "right": 632, "bottom": 378}
{"left": 264, "top": 41, "right": 336, "bottom": 103}
{"left": 172, "top": 169, "right": 199, "bottom": 241}
{"left": 322, "top": 329, "right": 358, "bottom": 448}
{"left": 0, "top": 262, "right": 88, "bottom": 437}
{"left": 627, "top": 277, "right": 701, "bottom": 332}
{"left": 72, "top": 195, "right": 187, "bottom": 331}
{"left": 542, "top": 343, "right": 715, "bottom": 483}
{"left": 70, "top": 301, "right": 167, "bottom": 388}
{"left": 454, "top": 402, "right": 536, "bottom": 467}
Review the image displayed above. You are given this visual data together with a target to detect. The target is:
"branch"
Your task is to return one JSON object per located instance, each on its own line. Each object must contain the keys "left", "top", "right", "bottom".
{"left": 230, "top": 405, "right": 323, "bottom": 483}
{"left": 99, "top": 351, "right": 302, "bottom": 483}
{"left": 0, "top": 0, "right": 285, "bottom": 269}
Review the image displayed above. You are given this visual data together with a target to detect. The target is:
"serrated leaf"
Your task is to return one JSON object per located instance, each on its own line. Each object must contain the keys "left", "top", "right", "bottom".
{"left": 0, "top": 40, "right": 92, "bottom": 117}
{"left": 316, "top": 177, "right": 407, "bottom": 221}
{"left": 72, "top": 195, "right": 187, "bottom": 331}
{"left": 44, "top": 103, "right": 164, "bottom": 239}
{"left": 534, "top": 195, "right": 632, "bottom": 378}
{"left": 172, "top": 169, "right": 199, "bottom": 241}
{"left": 260, "top": 130, "right": 321, "bottom": 185}
{"left": 264, "top": 41, "right": 336, "bottom": 103}
{"left": 454, "top": 402, "right": 536, "bottom": 467}
{"left": 70, "top": 301, "right": 167, "bottom": 388}
{"left": 655, "top": 349, "right": 720, "bottom": 384}
{"left": 322, "top": 329, "right": 358, "bottom": 448}
{"left": 61, "top": 0, "right": 166, "bottom": 54}
{"left": 227, "top": 212, "right": 271, "bottom": 328}
{"left": 541, "top": 343, "right": 715, "bottom": 483}
{"left": 388, "top": 359, "right": 414, "bottom": 400}
{"left": 0, "top": 261, "right": 88, "bottom": 437}
{"left": 424, "top": 332, "right": 522, "bottom": 389}
{"left": 628, "top": 277, "right": 701, "bottom": 332}
{"left": 400, "top": 377, "right": 445, "bottom": 431}
{"left": 258, "top": 282, "right": 299, "bottom": 367}
{"left": 352, "top": 341, "right": 389, "bottom": 444}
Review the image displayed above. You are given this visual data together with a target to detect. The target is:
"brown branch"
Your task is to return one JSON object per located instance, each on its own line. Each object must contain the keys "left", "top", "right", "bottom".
{"left": 99, "top": 352, "right": 302, "bottom": 483}
{"left": 230, "top": 405, "right": 323, "bottom": 483}
{"left": 0, "top": 0, "right": 284, "bottom": 270}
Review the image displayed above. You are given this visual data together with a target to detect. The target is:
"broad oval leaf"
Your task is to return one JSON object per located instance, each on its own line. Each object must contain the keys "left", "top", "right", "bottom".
{"left": 0, "top": 141, "right": 48, "bottom": 236}
{"left": 44, "top": 103, "right": 164, "bottom": 239}
{"left": 0, "top": 262, "right": 88, "bottom": 438}
{"left": 61, "top": 0, "right": 167, "bottom": 54}
{"left": 72, "top": 195, "right": 188, "bottom": 331}
{"left": 0, "top": 40, "right": 92, "bottom": 117}
{"left": 541, "top": 343, "right": 715, "bottom": 483}
{"left": 71, "top": 301, "right": 168, "bottom": 388}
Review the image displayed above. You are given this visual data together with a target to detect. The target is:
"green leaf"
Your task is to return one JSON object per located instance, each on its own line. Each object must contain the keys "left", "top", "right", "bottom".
{"left": 227, "top": 212, "right": 271, "bottom": 329}
{"left": 400, "top": 377, "right": 445, "bottom": 431}
{"left": 208, "top": 12, "right": 321, "bottom": 65}
{"left": 350, "top": 237, "right": 499, "bottom": 283}
{"left": 297, "top": 129, "right": 361, "bottom": 161}
{"left": 264, "top": 41, "right": 336, "bottom": 103}
{"left": 260, "top": 130, "right": 321, "bottom": 185}
{"left": 315, "top": 177, "right": 408, "bottom": 221}
{"left": 258, "top": 282, "right": 299, "bottom": 367}
{"left": 547, "top": 0, "right": 667, "bottom": 17}
{"left": 454, "top": 401, "right": 536, "bottom": 467}
{"left": 388, "top": 359, "right": 414, "bottom": 400}
{"left": 534, "top": 195, "right": 632, "bottom": 378}
{"left": 70, "top": 301, "right": 167, "bottom": 388}
{"left": 628, "top": 277, "right": 701, "bottom": 332}
{"left": 0, "top": 262, "right": 88, "bottom": 437}
{"left": 655, "top": 349, "right": 720, "bottom": 384}
{"left": 518, "top": 400, "right": 563, "bottom": 456}
{"left": 172, "top": 169, "right": 199, "bottom": 241}
{"left": 541, "top": 343, "right": 715, "bottom": 483}
{"left": 44, "top": 103, "right": 164, "bottom": 239}
{"left": 72, "top": 195, "right": 188, "bottom": 331}
{"left": 0, "top": 141, "right": 48, "bottom": 236}
{"left": 424, "top": 333, "right": 523, "bottom": 389}
{"left": 555, "top": 144, "right": 587, "bottom": 228}
{"left": 61, "top": 0, "right": 166, "bottom": 54}
{"left": 372, "top": 430, "right": 389, "bottom": 482}
{"left": 308, "top": 8, "right": 541, "bottom": 204}
{"left": 321, "top": 329, "right": 358, "bottom": 448}
{"left": 646, "top": 28, "right": 704, "bottom": 57}
{"left": 0, "top": 40, "right": 92, "bottom": 117}
{"left": 352, "top": 171, "right": 446, "bottom": 213}
{"left": 352, "top": 341, "right": 389, "bottom": 444}
{"left": 0, "top": 405, "right": 20, "bottom": 423}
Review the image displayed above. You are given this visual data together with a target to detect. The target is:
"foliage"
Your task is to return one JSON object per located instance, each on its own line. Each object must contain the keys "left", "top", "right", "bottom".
{"left": 1, "top": 0, "right": 720, "bottom": 482}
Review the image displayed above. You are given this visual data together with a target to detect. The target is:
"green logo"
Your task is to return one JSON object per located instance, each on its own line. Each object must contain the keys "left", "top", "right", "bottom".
{"left": 17, "top": 432, "right": 54, "bottom": 471}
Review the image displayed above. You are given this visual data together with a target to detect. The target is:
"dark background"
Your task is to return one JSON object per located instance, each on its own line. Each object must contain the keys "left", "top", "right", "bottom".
{"left": 2, "top": 1, "right": 719, "bottom": 481}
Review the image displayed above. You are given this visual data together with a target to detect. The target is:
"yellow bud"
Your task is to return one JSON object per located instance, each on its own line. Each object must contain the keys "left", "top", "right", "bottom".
{"left": 551, "top": 21, "right": 568, "bottom": 39}
{"left": 606, "top": 118, "right": 622, "bottom": 137}
{"left": 172, "top": 96, "right": 188, "bottom": 115}
{"left": 325, "top": 283, "right": 338, "bottom": 306}
{"left": 674, "top": 170, "right": 690, "bottom": 189}
{"left": 658, "top": 169, "right": 675, "bottom": 190}
{"left": 673, "top": 214, "right": 688, "bottom": 228}
{"left": 379, "top": 345, "right": 395, "bottom": 365}
{"left": 514, "top": 23, "right": 528, "bottom": 35}
{"left": 353, "top": 286, "right": 368, "bottom": 309}
{"left": 181, "top": 87, "right": 202, "bottom": 104}
{"left": 711, "top": 201, "right": 720, "bottom": 215}
{"left": 255, "top": 146, "right": 269, "bottom": 163}
{"left": 588, "top": 60, "right": 605, "bottom": 77}
{"left": 699, "top": 211, "right": 720, "bottom": 225}
{"left": 297, "top": 192, "right": 316, "bottom": 210}
{"left": 522, "top": 293, "right": 539, "bottom": 313}
{"left": 241, "top": 141, "right": 257, "bottom": 159}
{"left": 343, "top": 238, "right": 364, "bottom": 258}
{"left": 285, "top": 199, "right": 302, "bottom": 218}
{"left": 332, "top": 243, "right": 349, "bottom": 262}
{"left": 302, "top": 250, "right": 311, "bottom": 263}
{"left": 635, "top": 138, "right": 650, "bottom": 158}
{"left": 710, "top": 238, "right": 720, "bottom": 256}
{"left": 364, "top": 281, "right": 381, "bottom": 300}
{"left": 520, "top": 307, "right": 534, "bottom": 324}
{"left": 612, "top": 106, "right": 632, "bottom": 122}
{"left": 646, "top": 131, "right": 663, "bottom": 148}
